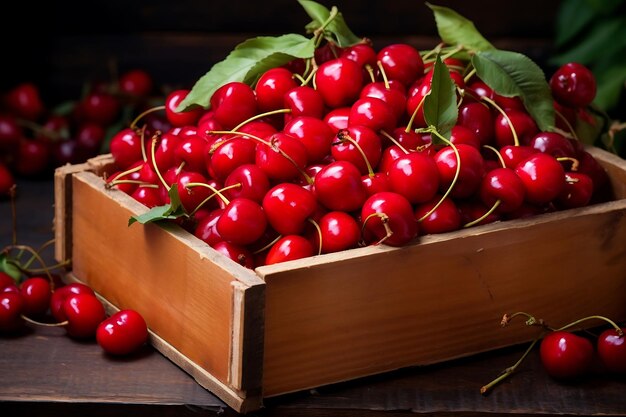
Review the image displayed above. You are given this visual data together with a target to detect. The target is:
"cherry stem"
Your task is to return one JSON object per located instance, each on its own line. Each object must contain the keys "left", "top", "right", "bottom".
{"left": 22, "top": 238, "right": 56, "bottom": 270}
{"left": 416, "top": 128, "right": 461, "bottom": 222}
{"left": 379, "top": 130, "right": 409, "bottom": 154}
{"left": 480, "top": 333, "right": 544, "bottom": 395}
{"left": 16, "top": 118, "right": 65, "bottom": 141}
{"left": 463, "top": 67, "right": 477, "bottom": 85}
{"left": 480, "top": 96, "right": 520, "bottom": 147}
{"left": 130, "top": 105, "right": 166, "bottom": 131}
{"left": 3, "top": 244, "right": 57, "bottom": 290}
{"left": 307, "top": 218, "right": 323, "bottom": 256}
{"left": 139, "top": 125, "right": 149, "bottom": 163}
{"left": 231, "top": 108, "right": 291, "bottom": 132}
{"left": 554, "top": 109, "right": 579, "bottom": 141}
{"left": 376, "top": 61, "right": 391, "bottom": 90}
{"left": 252, "top": 234, "right": 283, "bottom": 255}
{"left": 150, "top": 134, "right": 170, "bottom": 191}
{"left": 501, "top": 311, "right": 555, "bottom": 331}
{"left": 185, "top": 182, "right": 231, "bottom": 208}
{"left": 365, "top": 64, "right": 376, "bottom": 84}
{"left": 556, "top": 315, "right": 624, "bottom": 336}
{"left": 463, "top": 199, "right": 501, "bottom": 228}
{"left": 405, "top": 94, "right": 427, "bottom": 133}
{"left": 556, "top": 156, "right": 579, "bottom": 171}
{"left": 21, "top": 315, "right": 69, "bottom": 328}
{"left": 361, "top": 212, "right": 393, "bottom": 246}
{"left": 421, "top": 43, "right": 444, "bottom": 62}
{"left": 336, "top": 130, "right": 376, "bottom": 178}
{"left": 187, "top": 183, "right": 241, "bottom": 217}
{"left": 482, "top": 144, "right": 506, "bottom": 168}
{"left": 105, "top": 164, "right": 143, "bottom": 187}
{"left": 313, "top": 6, "right": 339, "bottom": 46}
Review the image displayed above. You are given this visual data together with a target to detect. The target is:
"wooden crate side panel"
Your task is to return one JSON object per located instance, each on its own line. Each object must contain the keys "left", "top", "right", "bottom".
{"left": 69, "top": 172, "right": 263, "bottom": 392}
{"left": 260, "top": 204, "right": 626, "bottom": 396}
{"left": 54, "top": 163, "right": 90, "bottom": 263}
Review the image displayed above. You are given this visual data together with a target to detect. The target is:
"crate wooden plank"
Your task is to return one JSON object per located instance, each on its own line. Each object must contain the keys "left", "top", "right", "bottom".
{"left": 61, "top": 169, "right": 265, "bottom": 412}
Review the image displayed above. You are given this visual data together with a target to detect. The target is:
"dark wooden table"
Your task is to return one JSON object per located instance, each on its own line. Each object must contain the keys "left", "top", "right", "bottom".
{"left": 2, "top": 178, "right": 625, "bottom": 416}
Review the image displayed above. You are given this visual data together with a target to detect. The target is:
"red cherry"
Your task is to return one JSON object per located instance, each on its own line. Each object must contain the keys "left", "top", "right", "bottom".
{"left": 262, "top": 183, "right": 317, "bottom": 236}
{"left": 165, "top": 90, "right": 203, "bottom": 127}
{"left": 212, "top": 241, "right": 255, "bottom": 269}
{"left": 499, "top": 145, "right": 538, "bottom": 170}
{"left": 210, "top": 82, "right": 258, "bottom": 130}
{"left": 314, "top": 211, "right": 361, "bottom": 254}
{"left": 81, "top": 92, "right": 120, "bottom": 126}
{"left": 283, "top": 86, "right": 325, "bottom": 121}
{"left": 341, "top": 43, "right": 377, "bottom": 68}
{"left": 414, "top": 195, "right": 461, "bottom": 235}
{"left": 348, "top": 96, "right": 398, "bottom": 133}
{"left": 176, "top": 171, "right": 215, "bottom": 214}
{"left": 50, "top": 283, "right": 95, "bottom": 322}
{"left": 118, "top": 69, "right": 153, "bottom": 97}
{"left": 457, "top": 200, "right": 501, "bottom": 226}
{"left": 556, "top": 172, "right": 594, "bottom": 209}
{"left": 284, "top": 116, "right": 334, "bottom": 164}
{"left": 0, "top": 163, "right": 16, "bottom": 197}
{"left": 5, "top": 82, "right": 44, "bottom": 121}
{"left": 75, "top": 123, "right": 106, "bottom": 156}
{"left": 597, "top": 327, "right": 626, "bottom": 374}
{"left": 387, "top": 151, "right": 440, "bottom": 204}
{"left": 223, "top": 164, "right": 270, "bottom": 203}
{"left": 255, "top": 132, "right": 308, "bottom": 182}
{"left": 332, "top": 126, "right": 382, "bottom": 175}
{"left": 550, "top": 62, "right": 596, "bottom": 108}
{"left": 528, "top": 131, "right": 576, "bottom": 159}
{"left": 173, "top": 134, "right": 208, "bottom": 174}
{"left": 457, "top": 102, "right": 494, "bottom": 145}
{"left": 515, "top": 153, "right": 565, "bottom": 204}
{"left": 449, "top": 125, "right": 481, "bottom": 149}
{"left": 265, "top": 235, "right": 314, "bottom": 265}
{"left": 376, "top": 44, "right": 424, "bottom": 87}
{"left": 19, "top": 277, "right": 51, "bottom": 318}
{"left": 255, "top": 67, "right": 298, "bottom": 112}
{"left": 361, "top": 191, "right": 418, "bottom": 247}
{"left": 194, "top": 208, "right": 223, "bottom": 246}
{"left": 216, "top": 198, "right": 267, "bottom": 246}
{"left": 479, "top": 167, "right": 526, "bottom": 213}
{"left": 96, "top": 309, "right": 148, "bottom": 355}
{"left": 494, "top": 110, "right": 538, "bottom": 147}
{"left": 208, "top": 136, "right": 256, "bottom": 181}
{"left": 314, "top": 160, "right": 368, "bottom": 212}
{"left": 14, "top": 138, "right": 50, "bottom": 177}
{"left": 323, "top": 107, "right": 351, "bottom": 133}
{"left": 63, "top": 293, "right": 106, "bottom": 338}
{"left": 0, "top": 292, "right": 24, "bottom": 333}
{"left": 0, "top": 272, "right": 14, "bottom": 290}
{"left": 131, "top": 186, "right": 163, "bottom": 208}
{"left": 359, "top": 81, "right": 407, "bottom": 121}
{"left": 434, "top": 144, "right": 486, "bottom": 199}
{"left": 539, "top": 331, "right": 594, "bottom": 379}
{"left": 0, "top": 114, "right": 23, "bottom": 151}
{"left": 314, "top": 58, "right": 364, "bottom": 109}
{"left": 110, "top": 128, "right": 143, "bottom": 169}
{"left": 361, "top": 172, "right": 390, "bottom": 196}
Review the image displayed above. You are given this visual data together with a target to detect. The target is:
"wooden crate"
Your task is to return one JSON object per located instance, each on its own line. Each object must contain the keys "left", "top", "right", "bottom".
{"left": 54, "top": 147, "right": 626, "bottom": 413}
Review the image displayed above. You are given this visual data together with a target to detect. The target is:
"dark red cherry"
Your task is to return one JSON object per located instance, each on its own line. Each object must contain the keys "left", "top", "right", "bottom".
{"left": 515, "top": 153, "right": 565, "bottom": 204}
{"left": 549, "top": 62, "right": 597, "bottom": 108}
{"left": 119, "top": 69, "right": 153, "bottom": 97}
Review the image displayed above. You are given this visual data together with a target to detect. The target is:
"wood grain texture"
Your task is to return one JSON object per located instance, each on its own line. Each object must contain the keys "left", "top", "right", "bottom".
{"left": 258, "top": 148, "right": 626, "bottom": 396}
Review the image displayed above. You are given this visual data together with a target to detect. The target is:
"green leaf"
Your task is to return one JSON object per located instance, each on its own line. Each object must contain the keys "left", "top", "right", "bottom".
{"left": 128, "top": 184, "right": 187, "bottom": 226}
{"left": 424, "top": 55, "right": 458, "bottom": 139}
{"left": 472, "top": 50, "right": 555, "bottom": 132}
{"left": 0, "top": 254, "right": 21, "bottom": 282}
{"left": 298, "top": 0, "right": 361, "bottom": 47}
{"left": 177, "top": 34, "right": 315, "bottom": 112}
{"left": 426, "top": 3, "right": 494, "bottom": 53}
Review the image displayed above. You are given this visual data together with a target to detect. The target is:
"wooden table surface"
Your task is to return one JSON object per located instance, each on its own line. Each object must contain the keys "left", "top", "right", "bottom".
{"left": 1, "top": 177, "right": 625, "bottom": 416}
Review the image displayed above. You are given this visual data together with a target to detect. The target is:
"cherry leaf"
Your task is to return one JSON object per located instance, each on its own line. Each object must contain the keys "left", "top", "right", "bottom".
{"left": 299, "top": 0, "right": 361, "bottom": 47}
{"left": 128, "top": 184, "right": 186, "bottom": 226}
{"left": 177, "top": 34, "right": 315, "bottom": 112}
{"left": 0, "top": 254, "right": 21, "bottom": 281}
{"left": 424, "top": 54, "right": 458, "bottom": 139}
{"left": 472, "top": 50, "right": 555, "bottom": 132}
{"left": 427, "top": 3, "right": 494, "bottom": 54}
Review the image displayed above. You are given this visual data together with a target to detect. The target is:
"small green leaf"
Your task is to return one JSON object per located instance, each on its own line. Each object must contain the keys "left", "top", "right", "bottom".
{"left": 472, "top": 50, "right": 555, "bottom": 132}
{"left": 298, "top": 0, "right": 361, "bottom": 47}
{"left": 424, "top": 55, "right": 458, "bottom": 139}
{"left": 128, "top": 184, "right": 187, "bottom": 225}
{"left": 0, "top": 254, "right": 21, "bottom": 282}
{"left": 177, "top": 34, "right": 315, "bottom": 112}
{"left": 426, "top": 3, "right": 494, "bottom": 53}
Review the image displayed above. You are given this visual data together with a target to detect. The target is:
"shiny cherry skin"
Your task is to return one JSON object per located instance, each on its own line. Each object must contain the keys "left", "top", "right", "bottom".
{"left": 131, "top": 186, "right": 163, "bottom": 208}
{"left": 539, "top": 331, "right": 594, "bottom": 379}
{"left": 457, "top": 102, "right": 494, "bottom": 145}
{"left": 387, "top": 151, "right": 440, "bottom": 204}
{"left": 223, "top": 163, "right": 270, "bottom": 203}
{"left": 434, "top": 144, "right": 486, "bottom": 199}
{"left": 265, "top": 235, "right": 314, "bottom": 265}
{"left": 323, "top": 107, "right": 351, "bottom": 133}
{"left": 376, "top": 43, "right": 424, "bottom": 87}
{"left": 255, "top": 132, "right": 308, "bottom": 182}
{"left": 63, "top": 293, "right": 106, "bottom": 339}
{"left": 314, "top": 57, "right": 364, "bottom": 109}
{"left": 515, "top": 153, "right": 565, "bottom": 204}
{"left": 210, "top": 82, "right": 258, "bottom": 130}
{"left": 255, "top": 67, "right": 298, "bottom": 112}
{"left": 528, "top": 131, "right": 576, "bottom": 159}
{"left": 361, "top": 191, "right": 418, "bottom": 247}
{"left": 361, "top": 172, "right": 390, "bottom": 196}
{"left": 414, "top": 195, "right": 461, "bottom": 235}
{"left": 208, "top": 136, "right": 256, "bottom": 181}
{"left": 165, "top": 89, "right": 204, "bottom": 127}
{"left": 314, "top": 211, "right": 361, "bottom": 254}
{"left": 176, "top": 171, "right": 214, "bottom": 214}
{"left": 494, "top": 110, "right": 538, "bottom": 147}
{"left": 262, "top": 183, "right": 318, "bottom": 236}
{"left": 96, "top": 309, "right": 149, "bottom": 355}
{"left": 332, "top": 126, "right": 382, "bottom": 175}
{"left": 19, "top": 277, "right": 51, "bottom": 318}
{"left": 110, "top": 128, "right": 143, "bottom": 169}
{"left": 173, "top": 134, "right": 208, "bottom": 174}
{"left": 81, "top": 92, "right": 120, "bottom": 126}
{"left": 283, "top": 86, "right": 325, "bottom": 121}
{"left": 216, "top": 198, "right": 267, "bottom": 246}
{"left": 479, "top": 167, "right": 526, "bottom": 213}
{"left": 0, "top": 292, "right": 24, "bottom": 332}
{"left": 341, "top": 43, "right": 377, "bottom": 68}
{"left": 212, "top": 241, "right": 255, "bottom": 269}
{"left": 556, "top": 172, "right": 594, "bottom": 209}
{"left": 359, "top": 81, "right": 407, "bottom": 121}
{"left": 550, "top": 62, "right": 596, "bottom": 108}
{"left": 314, "top": 160, "right": 368, "bottom": 212}
{"left": 348, "top": 96, "right": 398, "bottom": 133}
{"left": 597, "top": 327, "right": 626, "bottom": 374}
{"left": 284, "top": 116, "right": 334, "bottom": 164}
{"left": 50, "top": 283, "right": 95, "bottom": 322}
{"left": 194, "top": 208, "right": 223, "bottom": 246}
{"left": 499, "top": 145, "right": 538, "bottom": 170}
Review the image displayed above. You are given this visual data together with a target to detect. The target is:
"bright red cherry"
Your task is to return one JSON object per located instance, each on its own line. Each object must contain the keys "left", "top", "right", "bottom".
{"left": 314, "top": 160, "right": 368, "bottom": 212}
{"left": 361, "top": 191, "right": 418, "bottom": 247}
{"left": 539, "top": 331, "right": 594, "bottom": 379}
{"left": 210, "top": 82, "right": 258, "bottom": 130}
{"left": 255, "top": 132, "right": 308, "bottom": 182}
{"left": 457, "top": 102, "right": 494, "bottom": 145}
{"left": 314, "top": 58, "right": 364, "bottom": 109}
{"left": 265, "top": 235, "right": 314, "bottom": 265}
{"left": 324, "top": 107, "right": 351, "bottom": 133}
{"left": 414, "top": 195, "right": 461, "bottom": 235}
{"left": 255, "top": 67, "right": 298, "bottom": 112}
{"left": 20, "top": 277, "right": 51, "bottom": 318}
{"left": 550, "top": 62, "right": 597, "bottom": 108}
{"left": 63, "top": 293, "right": 106, "bottom": 338}
{"left": 515, "top": 153, "right": 565, "bottom": 204}
{"left": 376, "top": 44, "right": 424, "bottom": 87}
{"left": 262, "top": 183, "right": 318, "bottom": 236}
{"left": 434, "top": 144, "right": 486, "bottom": 199}
{"left": 110, "top": 128, "right": 143, "bottom": 169}
{"left": 165, "top": 89, "right": 204, "bottom": 127}
{"left": 479, "top": 167, "right": 526, "bottom": 213}
{"left": 348, "top": 96, "right": 398, "bottom": 133}
{"left": 387, "top": 151, "right": 440, "bottom": 204}
{"left": 284, "top": 116, "right": 334, "bottom": 163}
{"left": 494, "top": 110, "right": 538, "bottom": 147}
{"left": 216, "top": 198, "right": 267, "bottom": 246}
{"left": 332, "top": 126, "right": 382, "bottom": 175}
{"left": 597, "top": 327, "right": 626, "bottom": 374}
{"left": 0, "top": 292, "right": 24, "bottom": 333}
{"left": 283, "top": 86, "right": 325, "bottom": 121}
{"left": 50, "top": 283, "right": 95, "bottom": 322}
{"left": 97, "top": 309, "right": 149, "bottom": 355}
{"left": 314, "top": 211, "right": 361, "bottom": 254}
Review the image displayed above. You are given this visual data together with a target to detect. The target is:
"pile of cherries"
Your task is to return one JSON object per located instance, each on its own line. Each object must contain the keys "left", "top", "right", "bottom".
{"left": 0, "top": 69, "right": 164, "bottom": 197}
{"left": 105, "top": 42, "right": 611, "bottom": 267}
{"left": 0, "top": 270, "right": 148, "bottom": 355}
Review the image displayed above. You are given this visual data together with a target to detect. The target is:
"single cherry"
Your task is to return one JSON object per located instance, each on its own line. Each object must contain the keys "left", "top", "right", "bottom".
{"left": 96, "top": 309, "right": 149, "bottom": 355}
{"left": 539, "top": 330, "right": 594, "bottom": 380}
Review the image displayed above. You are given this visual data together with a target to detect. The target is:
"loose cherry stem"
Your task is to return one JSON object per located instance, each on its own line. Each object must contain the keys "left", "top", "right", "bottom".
{"left": 556, "top": 315, "right": 624, "bottom": 336}
{"left": 3, "top": 244, "right": 57, "bottom": 290}
{"left": 556, "top": 156, "right": 579, "bottom": 171}
{"left": 480, "top": 96, "right": 520, "bottom": 147}
{"left": 21, "top": 315, "right": 68, "bottom": 327}
{"left": 252, "top": 234, "right": 283, "bottom": 255}
{"left": 336, "top": 130, "right": 376, "bottom": 178}
{"left": 463, "top": 200, "right": 501, "bottom": 228}
{"left": 501, "top": 312, "right": 555, "bottom": 331}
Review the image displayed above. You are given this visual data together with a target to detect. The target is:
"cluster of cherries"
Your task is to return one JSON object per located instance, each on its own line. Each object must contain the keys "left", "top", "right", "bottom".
{"left": 481, "top": 312, "right": 626, "bottom": 393}
{"left": 105, "top": 41, "right": 611, "bottom": 268}
{"left": 0, "top": 270, "right": 148, "bottom": 355}
{"left": 0, "top": 69, "right": 163, "bottom": 197}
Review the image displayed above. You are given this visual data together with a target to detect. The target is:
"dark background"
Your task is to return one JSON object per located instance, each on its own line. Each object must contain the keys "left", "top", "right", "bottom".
{"left": 1, "top": 0, "right": 562, "bottom": 103}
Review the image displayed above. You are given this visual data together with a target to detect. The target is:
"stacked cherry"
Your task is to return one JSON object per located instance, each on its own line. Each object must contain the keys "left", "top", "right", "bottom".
{"left": 0, "top": 271, "right": 148, "bottom": 355}
{"left": 0, "top": 69, "right": 165, "bottom": 197}
{"left": 106, "top": 42, "right": 610, "bottom": 267}
{"left": 481, "top": 312, "right": 626, "bottom": 394}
